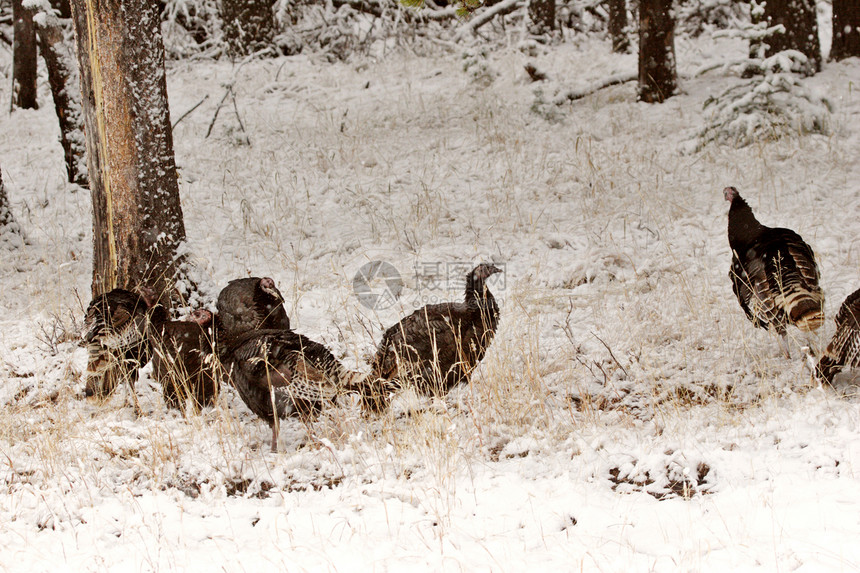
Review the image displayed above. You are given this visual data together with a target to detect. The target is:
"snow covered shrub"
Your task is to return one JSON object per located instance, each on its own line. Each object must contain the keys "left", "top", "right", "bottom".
{"left": 530, "top": 86, "right": 566, "bottom": 123}
{"left": 161, "top": 0, "right": 222, "bottom": 59}
{"left": 462, "top": 47, "right": 498, "bottom": 86}
{"left": 557, "top": 0, "right": 610, "bottom": 34}
{"left": 692, "top": 7, "right": 833, "bottom": 153}
{"left": 675, "top": 0, "right": 746, "bottom": 37}
{"left": 696, "top": 51, "right": 832, "bottom": 149}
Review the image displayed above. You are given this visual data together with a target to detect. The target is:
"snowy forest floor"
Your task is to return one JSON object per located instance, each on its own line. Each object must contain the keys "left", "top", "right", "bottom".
{"left": 2, "top": 33, "right": 860, "bottom": 571}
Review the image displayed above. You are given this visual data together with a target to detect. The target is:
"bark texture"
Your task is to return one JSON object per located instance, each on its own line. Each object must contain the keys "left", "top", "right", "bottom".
{"left": 12, "top": 0, "right": 39, "bottom": 110}
{"left": 831, "top": 0, "right": 860, "bottom": 61}
{"left": 638, "top": 0, "right": 677, "bottom": 103}
{"left": 69, "top": 0, "right": 189, "bottom": 299}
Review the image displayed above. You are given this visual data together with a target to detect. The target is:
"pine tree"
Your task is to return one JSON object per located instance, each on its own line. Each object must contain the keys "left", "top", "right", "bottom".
{"left": 763, "top": 0, "right": 820, "bottom": 75}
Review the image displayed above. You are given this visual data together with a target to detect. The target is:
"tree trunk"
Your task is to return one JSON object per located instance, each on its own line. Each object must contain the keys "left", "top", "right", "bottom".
{"left": 638, "top": 0, "right": 677, "bottom": 103}
{"left": 219, "top": 0, "right": 276, "bottom": 57}
{"left": 607, "top": 0, "right": 630, "bottom": 53}
{"left": 11, "top": 0, "right": 39, "bottom": 110}
{"left": 528, "top": 0, "right": 555, "bottom": 35}
{"left": 763, "top": 0, "right": 821, "bottom": 75}
{"left": 0, "top": 165, "right": 26, "bottom": 249}
{"left": 69, "top": 0, "right": 191, "bottom": 301}
{"left": 34, "top": 12, "right": 88, "bottom": 187}
{"left": 51, "top": 0, "right": 73, "bottom": 18}
{"left": 831, "top": 0, "right": 860, "bottom": 61}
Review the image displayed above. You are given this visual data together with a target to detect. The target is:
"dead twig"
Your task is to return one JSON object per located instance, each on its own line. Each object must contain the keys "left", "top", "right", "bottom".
{"left": 172, "top": 94, "right": 209, "bottom": 130}
{"left": 591, "top": 331, "right": 629, "bottom": 378}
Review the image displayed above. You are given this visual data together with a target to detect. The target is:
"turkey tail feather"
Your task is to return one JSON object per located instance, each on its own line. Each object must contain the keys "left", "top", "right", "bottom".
{"left": 788, "top": 291, "right": 825, "bottom": 332}
{"left": 815, "top": 354, "right": 840, "bottom": 385}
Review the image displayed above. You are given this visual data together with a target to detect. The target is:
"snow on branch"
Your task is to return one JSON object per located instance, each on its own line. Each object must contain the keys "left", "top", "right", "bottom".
{"left": 551, "top": 71, "right": 638, "bottom": 105}
{"left": 453, "top": 0, "right": 525, "bottom": 42}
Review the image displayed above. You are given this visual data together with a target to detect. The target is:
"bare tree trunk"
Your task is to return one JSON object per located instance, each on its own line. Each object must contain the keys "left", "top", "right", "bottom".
{"left": 763, "top": 0, "right": 821, "bottom": 75}
{"left": 832, "top": 0, "right": 860, "bottom": 61}
{"left": 0, "top": 165, "right": 26, "bottom": 248}
{"left": 528, "top": 0, "right": 555, "bottom": 35}
{"left": 34, "top": 12, "right": 88, "bottom": 187}
{"left": 219, "top": 0, "right": 276, "bottom": 57}
{"left": 11, "top": 0, "right": 39, "bottom": 110}
{"left": 607, "top": 0, "right": 630, "bottom": 53}
{"left": 69, "top": 0, "right": 192, "bottom": 301}
{"left": 638, "top": 0, "right": 677, "bottom": 103}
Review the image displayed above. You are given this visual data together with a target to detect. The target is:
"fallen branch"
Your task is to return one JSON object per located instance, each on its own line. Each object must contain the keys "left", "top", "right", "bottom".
{"left": 553, "top": 71, "right": 637, "bottom": 105}
{"left": 454, "top": 0, "right": 524, "bottom": 41}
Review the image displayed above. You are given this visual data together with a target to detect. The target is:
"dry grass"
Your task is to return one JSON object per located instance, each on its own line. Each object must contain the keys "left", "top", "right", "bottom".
{"left": 2, "top": 42, "right": 859, "bottom": 520}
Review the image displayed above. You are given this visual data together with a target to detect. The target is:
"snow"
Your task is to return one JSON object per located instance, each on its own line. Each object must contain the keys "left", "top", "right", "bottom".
{"left": 2, "top": 28, "right": 860, "bottom": 571}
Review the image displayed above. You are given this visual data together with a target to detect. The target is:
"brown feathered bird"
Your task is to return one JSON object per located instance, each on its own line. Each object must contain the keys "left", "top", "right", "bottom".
{"left": 815, "top": 288, "right": 860, "bottom": 385}
{"left": 215, "top": 277, "right": 291, "bottom": 334}
{"left": 216, "top": 276, "right": 355, "bottom": 450}
{"left": 725, "top": 186, "right": 824, "bottom": 357}
{"left": 83, "top": 288, "right": 165, "bottom": 398}
{"left": 368, "top": 263, "right": 502, "bottom": 409}
{"left": 150, "top": 308, "right": 219, "bottom": 412}
{"left": 220, "top": 328, "right": 353, "bottom": 451}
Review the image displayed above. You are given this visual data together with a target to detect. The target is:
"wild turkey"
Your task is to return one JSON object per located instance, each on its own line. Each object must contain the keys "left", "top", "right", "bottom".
{"left": 216, "top": 276, "right": 357, "bottom": 450}
{"left": 368, "top": 263, "right": 502, "bottom": 408}
{"left": 216, "top": 277, "right": 290, "bottom": 334}
{"left": 83, "top": 288, "right": 165, "bottom": 398}
{"left": 725, "top": 186, "right": 824, "bottom": 357}
{"left": 150, "top": 308, "right": 219, "bottom": 412}
{"left": 220, "top": 328, "right": 353, "bottom": 451}
{"left": 815, "top": 288, "right": 860, "bottom": 385}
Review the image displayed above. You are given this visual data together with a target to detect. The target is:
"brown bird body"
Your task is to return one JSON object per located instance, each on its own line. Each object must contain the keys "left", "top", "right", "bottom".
{"left": 216, "top": 276, "right": 353, "bottom": 450}
{"left": 83, "top": 288, "right": 164, "bottom": 398}
{"left": 150, "top": 309, "right": 219, "bottom": 412}
{"left": 368, "top": 263, "right": 502, "bottom": 408}
{"left": 816, "top": 288, "right": 860, "bottom": 385}
{"left": 725, "top": 187, "right": 824, "bottom": 356}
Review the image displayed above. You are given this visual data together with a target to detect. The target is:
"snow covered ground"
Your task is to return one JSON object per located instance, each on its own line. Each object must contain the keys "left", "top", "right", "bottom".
{"left": 2, "top": 27, "right": 860, "bottom": 572}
